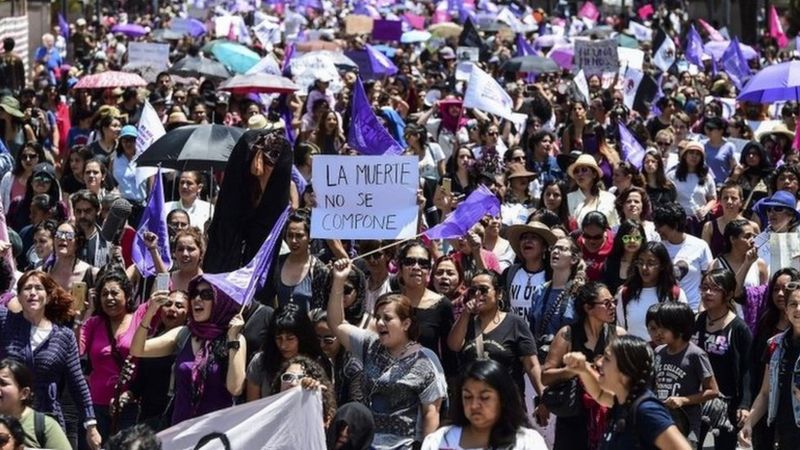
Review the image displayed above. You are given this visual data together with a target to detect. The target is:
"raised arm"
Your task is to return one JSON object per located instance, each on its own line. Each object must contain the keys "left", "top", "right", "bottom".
{"left": 562, "top": 351, "right": 616, "bottom": 408}
{"left": 225, "top": 313, "right": 246, "bottom": 396}
{"left": 327, "top": 259, "right": 360, "bottom": 352}
{"left": 130, "top": 290, "right": 180, "bottom": 358}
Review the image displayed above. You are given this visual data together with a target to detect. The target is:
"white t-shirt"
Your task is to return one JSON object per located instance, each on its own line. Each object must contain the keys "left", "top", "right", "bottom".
{"left": 616, "top": 286, "right": 688, "bottom": 340}
{"left": 166, "top": 199, "right": 214, "bottom": 230}
{"left": 508, "top": 266, "right": 546, "bottom": 320}
{"left": 666, "top": 169, "right": 716, "bottom": 217}
{"left": 419, "top": 143, "right": 446, "bottom": 182}
{"left": 662, "top": 235, "right": 713, "bottom": 310}
{"left": 422, "top": 425, "right": 547, "bottom": 450}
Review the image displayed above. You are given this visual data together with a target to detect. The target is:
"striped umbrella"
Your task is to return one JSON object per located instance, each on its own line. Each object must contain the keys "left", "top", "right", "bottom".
{"left": 73, "top": 71, "right": 147, "bottom": 89}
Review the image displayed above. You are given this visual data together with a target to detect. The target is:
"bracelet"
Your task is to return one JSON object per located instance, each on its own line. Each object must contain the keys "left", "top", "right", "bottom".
{"left": 140, "top": 323, "right": 151, "bottom": 331}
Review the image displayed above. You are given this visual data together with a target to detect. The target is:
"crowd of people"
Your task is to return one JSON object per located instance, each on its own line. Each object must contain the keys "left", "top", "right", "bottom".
{"left": 1, "top": 0, "right": 800, "bottom": 449}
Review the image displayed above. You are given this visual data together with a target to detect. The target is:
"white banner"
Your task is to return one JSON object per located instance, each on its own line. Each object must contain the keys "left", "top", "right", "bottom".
{"left": 127, "top": 42, "right": 170, "bottom": 67}
{"left": 158, "top": 387, "right": 326, "bottom": 450}
{"left": 0, "top": 15, "right": 29, "bottom": 83}
{"left": 134, "top": 101, "right": 168, "bottom": 184}
{"left": 618, "top": 47, "right": 645, "bottom": 71}
{"left": 463, "top": 66, "right": 514, "bottom": 121}
{"left": 574, "top": 69, "right": 590, "bottom": 103}
{"left": 574, "top": 39, "right": 619, "bottom": 75}
{"left": 311, "top": 155, "right": 418, "bottom": 239}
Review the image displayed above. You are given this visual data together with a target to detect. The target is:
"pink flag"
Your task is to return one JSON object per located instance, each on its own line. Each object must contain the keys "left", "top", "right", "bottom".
{"left": 770, "top": 6, "right": 789, "bottom": 48}
{"left": 578, "top": 2, "right": 599, "bottom": 21}
{"left": 698, "top": 19, "right": 725, "bottom": 42}
{"left": 403, "top": 13, "right": 426, "bottom": 30}
{"left": 793, "top": 115, "right": 800, "bottom": 151}
{"left": 637, "top": 4, "right": 654, "bottom": 20}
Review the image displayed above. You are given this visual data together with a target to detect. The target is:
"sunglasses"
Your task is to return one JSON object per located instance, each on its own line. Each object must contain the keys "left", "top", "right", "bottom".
{"left": 343, "top": 285, "right": 355, "bottom": 295}
{"left": 511, "top": 155, "right": 525, "bottom": 162}
{"left": 574, "top": 166, "right": 593, "bottom": 175}
{"left": 318, "top": 335, "right": 337, "bottom": 345}
{"left": 583, "top": 232, "right": 604, "bottom": 241}
{"left": 194, "top": 289, "right": 215, "bottom": 301}
{"left": 20, "top": 153, "right": 38, "bottom": 161}
{"left": 622, "top": 235, "right": 642, "bottom": 244}
{"left": 55, "top": 230, "right": 75, "bottom": 241}
{"left": 280, "top": 372, "right": 304, "bottom": 383}
{"left": 767, "top": 206, "right": 790, "bottom": 214}
{"left": 784, "top": 281, "right": 800, "bottom": 291}
{"left": 401, "top": 257, "right": 431, "bottom": 269}
{"left": 656, "top": 141, "right": 671, "bottom": 147}
{"left": 468, "top": 285, "right": 491, "bottom": 297}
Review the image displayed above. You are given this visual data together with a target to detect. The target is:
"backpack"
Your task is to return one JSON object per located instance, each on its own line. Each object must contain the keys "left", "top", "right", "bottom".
{"left": 23, "top": 411, "right": 47, "bottom": 448}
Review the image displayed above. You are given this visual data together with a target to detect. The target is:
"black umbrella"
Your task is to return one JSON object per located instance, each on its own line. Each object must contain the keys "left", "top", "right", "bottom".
{"left": 169, "top": 55, "right": 232, "bottom": 80}
{"left": 500, "top": 55, "right": 560, "bottom": 74}
{"left": 135, "top": 125, "right": 245, "bottom": 171}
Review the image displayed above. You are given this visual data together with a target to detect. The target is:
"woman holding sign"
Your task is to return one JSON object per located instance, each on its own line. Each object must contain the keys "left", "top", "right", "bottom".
{"left": 327, "top": 259, "right": 447, "bottom": 450}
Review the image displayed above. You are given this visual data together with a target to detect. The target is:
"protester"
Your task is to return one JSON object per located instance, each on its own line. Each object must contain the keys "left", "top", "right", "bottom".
{"left": 504, "top": 221, "right": 556, "bottom": 319}
{"left": 0, "top": 142, "right": 44, "bottom": 211}
{"left": 327, "top": 259, "right": 447, "bottom": 449}
{"left": 566, "top": 154, "right": 619, "bottom": 229}
{"left": 602, "top": 220, "right": 647, "bottom": 295}
{"left": 642, "top": 149, "right": 677, "bottom": 208}
{"left": 576, "top": 211, "right": 614, "bottom": 282}
{"left": 165, "top": 172, "right": 214, "bottom": 232}
{"left": 42, "top": 221, "right": 97, "bottom": 291}
{"left": 667, "top": 141, "right": 717, "bottom": 235}
{"left": 702, "top": 184, "right": 760, "bottom": 257}
{"left": 0, "top": 415, "right": 24, "bottom": 450}
{"left": 422, "top": 359, "right": 547, "bottom": 450}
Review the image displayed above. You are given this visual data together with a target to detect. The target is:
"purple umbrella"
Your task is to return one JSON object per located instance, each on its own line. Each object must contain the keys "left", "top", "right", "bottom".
{"left": 170, "top": 18, "right": 206, "bottom": 38}
{"left": 111, "top": 24, "right": 148, "bottom": 38}
{"left": 737, "top": 60, "right": 800, "bottom": 103}
{"left": 704, "top": 41, "right": 758, "bottom": 61}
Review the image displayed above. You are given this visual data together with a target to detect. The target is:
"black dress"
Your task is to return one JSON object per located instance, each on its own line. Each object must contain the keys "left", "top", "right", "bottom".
{"left": 415, "top": 297, "right": 457, "bottom": 377}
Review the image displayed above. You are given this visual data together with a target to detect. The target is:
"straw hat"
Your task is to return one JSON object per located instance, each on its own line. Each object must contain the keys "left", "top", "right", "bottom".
{"left": 756, "top": 123, "right": 795, "bottom": 142}
{"left": 507, "top": 164, "right": 536, "bottom": 181}
{"left": 166, "top": 112, "right": 192, "bottom": 130}
{"left": 567, "top": 154, "right": 603, "bottom": 180}
{"left": 247, "top": 114, "right": 285, "bottom": 132}
{"left": 506, "top": 221, "right": 557, "bottom": 256}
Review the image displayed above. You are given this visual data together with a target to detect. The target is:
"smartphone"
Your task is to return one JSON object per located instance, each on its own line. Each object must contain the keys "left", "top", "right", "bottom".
{"left": 155, "top": 273, "right": 171, "bottom": 292}
{"left": 71, "top": 282, "right": 87, "bottom": 313}
{"left": 442, "top": 177, "right": 452, "bottom": 195}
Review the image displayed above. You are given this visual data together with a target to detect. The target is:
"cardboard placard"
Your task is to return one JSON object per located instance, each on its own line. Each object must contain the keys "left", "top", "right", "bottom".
{"left": 574, "top": 38, "right": 619, "bottom": 75}
{"left": 345, "top": 15, "right": 374, "bottom": 35}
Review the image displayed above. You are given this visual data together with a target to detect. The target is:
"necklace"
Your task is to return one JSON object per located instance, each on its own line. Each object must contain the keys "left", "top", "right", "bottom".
{"left": 706, "top": 310, "right": 729, "bottom": 327}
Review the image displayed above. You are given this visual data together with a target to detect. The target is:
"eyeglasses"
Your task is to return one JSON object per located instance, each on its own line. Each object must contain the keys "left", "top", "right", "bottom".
{"left": 55, "top": 230, "right": 75, "bottom": 241}
{"left": 635, "top": 260, "right": 660, "bottom": 269}
{"left": 583, "top": 232, "right": 604, "bottom": 241}
{"left": 656, "top": 141, "right": 671, "bottom": 147}
{"left": 343, "top": 285, "right": 355, "bottom": 295}
{"left": 467, "top": 285, "right": 491, "bottom": 297}
{"left": 551, "top": 245, "right": 571, "bottom": 253}
{"left": 195, "top": 289, "right": 215, "bottom": 301}
{"left": 280, "top": 372, "right": 304, "bottom": 384}
{"left": 20, "top": 153, "right": 38, "bottom": 161}
{"left": 401, "top": 256, "right": 431, "bottom": 269}
{"left": 318, "top": 335, "right": 337, "bottom": 345}
{"left": 784, "top": 281, "right": 800, "bottom": 291}
{"left": 622, "top": 235, "right": 642, "bottom": 244}
{"left": 593, "top": 299, "right": 617, "bottom": 309}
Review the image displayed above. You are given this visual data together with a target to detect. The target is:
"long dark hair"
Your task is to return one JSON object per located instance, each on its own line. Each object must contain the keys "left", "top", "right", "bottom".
{"left": 12, "top": 142, "right": 45, "bottom": 176}
{"left": 605, "top": 220, "right": 647, "bottom": 286}
{"left": 622, "top": 242, "right": 678, "bottom": 309}
{"left": 449, "top": 359, "right": 530, "bottom": 447}
{"left": 0, "top": 415, "right": 24, "bottom": 450}
{"left": 641, "top": 149, "right": 674, "bottom": 190}
{"left": 269, "top": 355, "right": 337, "bottom": 423}
{"left": 614, "top": 186, "right": 652, "bottom": 221}
{"left": 538, "top": 179, "right": 572, "bottom": 227}
{"left": 262, "top": 304, "right": 327, "bottom": 379}
{"left": 757, "top": 268, "right": 800, "bottom": 336}
{"left": 573, "top": 281, "right": 610, "bottom": 324}
{"left": 607, "top": 335, "right": 655, "bottom": 411}
{"left": 675, "top": 149, "right": 709, "bottom": 184}
{"left": 739, "top": 141, "right": 772, "bottom": 178}
{"left": 93, "top": 267, "right": 135, "bottom": 317}
{"left": 722, "top": 218, "right": 752, "bottom": 254}
{"left": 702, "top": 269, "right": 737, "bottom": 313}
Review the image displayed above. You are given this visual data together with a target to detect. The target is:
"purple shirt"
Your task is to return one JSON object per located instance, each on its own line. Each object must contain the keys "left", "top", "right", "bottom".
{"left": 171, "top": 337, "right": 233, "bottom": 425}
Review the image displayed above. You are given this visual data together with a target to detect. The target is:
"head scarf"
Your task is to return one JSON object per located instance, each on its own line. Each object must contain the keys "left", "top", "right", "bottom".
{"left": 438, "top": 99, "right": 466, "bottom": 133}
{"left": 325, "top": 402, "right": 375, "bottom": 450}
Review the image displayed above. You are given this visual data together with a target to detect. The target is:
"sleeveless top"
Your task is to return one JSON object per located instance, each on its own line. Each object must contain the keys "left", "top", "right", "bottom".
{"left": 709, "top": 219, "right": 727, "bottom": 257}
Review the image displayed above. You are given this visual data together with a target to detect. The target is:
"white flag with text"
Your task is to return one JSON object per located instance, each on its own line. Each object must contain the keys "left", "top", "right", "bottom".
{"left": 464, "top": 66, "right": 514, "bottom": 121}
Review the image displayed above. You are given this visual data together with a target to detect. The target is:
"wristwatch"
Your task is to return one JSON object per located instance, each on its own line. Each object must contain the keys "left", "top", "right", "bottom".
{"left": 226, "top": 340, "right": 241, "bottom": 351}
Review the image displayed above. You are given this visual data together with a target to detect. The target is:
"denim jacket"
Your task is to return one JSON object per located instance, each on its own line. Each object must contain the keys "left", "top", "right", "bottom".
{"left": 766, "top": 330, "right": 800, "bottom": 427}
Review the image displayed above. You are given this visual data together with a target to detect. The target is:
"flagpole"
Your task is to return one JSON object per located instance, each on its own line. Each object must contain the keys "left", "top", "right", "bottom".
{"left": 350, "top": 231, "right": 428, "bottom": 262}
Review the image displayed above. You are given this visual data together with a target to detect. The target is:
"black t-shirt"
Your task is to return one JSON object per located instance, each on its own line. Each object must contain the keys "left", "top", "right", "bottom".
{"left": 415, "top": 298, "right": 456, "bottom": 376}
{"left": 243, "top": 303, "right": 274, "bottom": 364}
{"left": 460, "top": 313, "right": 537, "bottom": 394}
{"left": 601, "top": 391, "right": 674, "bottom": 450}
{"left": 693, "top": 313, "right": 753, "bottom": 409}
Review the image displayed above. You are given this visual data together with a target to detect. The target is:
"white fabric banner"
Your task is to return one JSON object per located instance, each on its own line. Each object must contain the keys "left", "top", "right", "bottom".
{"left": 158, "top": 387, "right": 326, "bottom": 450}
{"left": 574, "top": 69, "right": 590, "bottom": 103}
{"left": 134, "top": 101, "right": 168, "bottom": 184}
{"left": 463, "top": 66, "right": 514, "bottom": 121}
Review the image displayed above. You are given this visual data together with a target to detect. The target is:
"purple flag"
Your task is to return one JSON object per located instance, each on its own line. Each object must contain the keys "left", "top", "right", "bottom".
{"left": 458, "top": 5, "right": 476, "bottom": 24}
{"left": 131, "top": 168, "right": 172, "bottom": 277}
{"left": 204, "top": 206, "right": 291, "bottom": 305}
{"left": 721, "top": 37, "right": 750, "bottom": 89}
{"left": 685, "top": 25, "right": 703, "bottom": 67}
{"left": 291, "top": 165, "right": 307, "bottom": 196}
{"left": 58, "top": 14, "right": 70, "bottom": 40}
{"left": 424, "top": 186, "right": 500, "bottom": 239}
{"left": 619, "top": 122, "right": 646, "bottom": 169}
{"left": 515, "top": 33, "right": 536, "bottom": 57}
{"left": 347, "top": 77, "right": 404, "bottom": 155}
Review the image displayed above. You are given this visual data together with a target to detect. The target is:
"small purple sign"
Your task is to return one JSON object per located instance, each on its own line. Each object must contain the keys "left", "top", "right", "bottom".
{"left": 371, "top": 19, "right": 402, "bottom": 42}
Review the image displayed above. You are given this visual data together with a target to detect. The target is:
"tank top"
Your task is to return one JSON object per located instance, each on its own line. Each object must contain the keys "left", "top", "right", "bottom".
{"left": 709, "top": 219, "right": 727, "bottom": 257}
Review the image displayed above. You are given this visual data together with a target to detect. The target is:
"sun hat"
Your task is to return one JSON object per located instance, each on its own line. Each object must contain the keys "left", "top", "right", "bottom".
{"left": 679, "top": 140, "right": 704, "bottom": 159}
{"left": 506, "top": 221, "right": 557, "bottom": 256}
{"left": 567, "top": 154, "right": 603, "bottom": 180}
{"left": 0, "top": 96, "right": 24, "bottom": 119}
{"left": 754, "top": 190, "right": 800, "bottom": 225}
